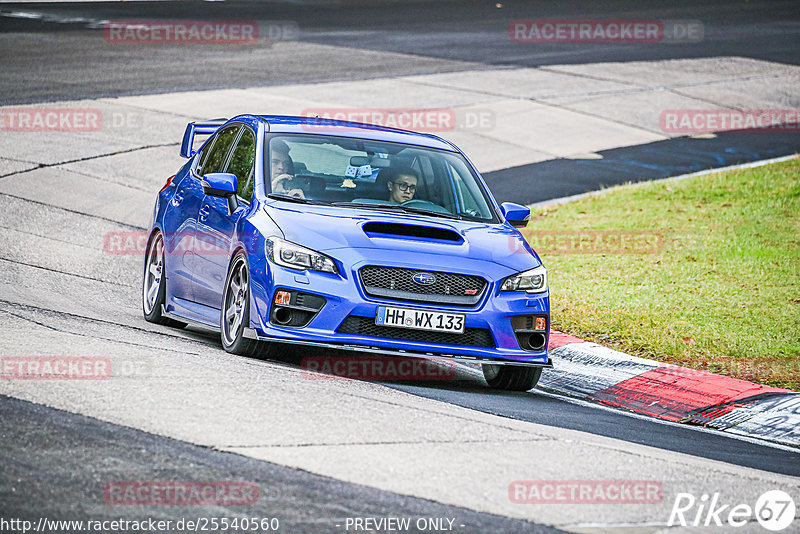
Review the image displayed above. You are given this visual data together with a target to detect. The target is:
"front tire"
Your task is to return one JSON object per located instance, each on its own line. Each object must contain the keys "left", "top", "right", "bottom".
{"left": 221, "top": 251, "right": 275, "bottom": 358}
{"left": 142, "top": 231, "right": 186, "bottom": 328}
{"left": 482, "top": 364, "right": 542, "bottom": 391}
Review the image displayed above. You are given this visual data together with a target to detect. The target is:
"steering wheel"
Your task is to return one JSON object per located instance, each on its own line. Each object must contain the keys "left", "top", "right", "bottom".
{"left": 400, "top": 199, "right": 452, "bottom": 214}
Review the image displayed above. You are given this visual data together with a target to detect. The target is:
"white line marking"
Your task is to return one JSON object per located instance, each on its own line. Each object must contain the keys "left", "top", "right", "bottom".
{"left": 0, "top": 9, "right": 109, "bottom": 28}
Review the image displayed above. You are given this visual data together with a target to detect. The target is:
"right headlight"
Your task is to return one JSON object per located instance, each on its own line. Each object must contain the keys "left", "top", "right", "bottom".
{"left": 500, "top": 265, "right": 547, "bottom": 294}
{"left": 266, "top": 236, "right": 338, "bottom": 274}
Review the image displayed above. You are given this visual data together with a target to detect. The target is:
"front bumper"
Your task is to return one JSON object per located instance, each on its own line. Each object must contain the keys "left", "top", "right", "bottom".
{"left": 247, "top": 254, "right": 551, "bottom": 366}
{"left": 243, "top": 327, "right": 553, "bottom": 367}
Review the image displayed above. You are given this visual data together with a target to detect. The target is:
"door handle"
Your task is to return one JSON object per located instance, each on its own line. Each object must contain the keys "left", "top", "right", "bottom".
{"left": 171, "top": 190, "right": 184, "bottom": 206}
{"left": 199, "top": 205, "right": 211, "bottom": 222}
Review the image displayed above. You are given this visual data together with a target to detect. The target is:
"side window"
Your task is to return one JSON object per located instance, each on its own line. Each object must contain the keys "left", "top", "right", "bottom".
{"left": 194, "top": 138, "right": 215, "bottom": 175}
{"left": 225, "top": 127, "right": 256, "bottom": 202}
{"left": 200, "top": 126, "right": 240, "bottom": 176}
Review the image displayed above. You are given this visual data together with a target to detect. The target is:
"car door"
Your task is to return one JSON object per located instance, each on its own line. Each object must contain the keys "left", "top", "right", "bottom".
{"left": 161, "top": 136, "right": 216, "bottom": 303}
{"left": 193, "top": 124, "right": 253, "bottom": 310}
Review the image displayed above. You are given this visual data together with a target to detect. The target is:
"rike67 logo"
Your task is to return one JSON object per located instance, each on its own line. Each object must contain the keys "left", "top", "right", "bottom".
{"left": 669, "top": 490, "right": 796, "bottom": 531}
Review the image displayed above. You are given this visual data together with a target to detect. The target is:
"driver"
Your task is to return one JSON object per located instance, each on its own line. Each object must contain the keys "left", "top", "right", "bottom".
{"left": 270, "top": 140, "right": 305, "bottom": 199}
{"left": 384, "top": 166, "right": 418, "bottom": 204}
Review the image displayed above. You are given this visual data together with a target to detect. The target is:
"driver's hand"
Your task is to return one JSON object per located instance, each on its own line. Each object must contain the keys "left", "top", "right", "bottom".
{"left": 285, "top": 188, "right": 305, "bottom": 199}
{"left": 272, "top": 174, "right": 293, "bottom": 190}
{"left": 272, "top": 174, "right": 306, "bottom": 199}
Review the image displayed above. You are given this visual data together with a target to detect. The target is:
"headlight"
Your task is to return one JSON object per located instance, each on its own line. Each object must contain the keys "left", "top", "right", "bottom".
{"left": 266, "top": 236, "right": 338, "bottom": 273}
{"left": 500, "top": 265, "right": 547, "bottom": 293}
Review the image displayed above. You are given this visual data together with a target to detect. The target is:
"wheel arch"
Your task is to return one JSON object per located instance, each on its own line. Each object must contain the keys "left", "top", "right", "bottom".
{"left": 226, "top": 245, "right": 257, "bottom": 329}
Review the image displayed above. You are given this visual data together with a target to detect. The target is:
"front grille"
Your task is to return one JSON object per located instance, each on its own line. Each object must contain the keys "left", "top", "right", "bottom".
{"left": 359, "top": 266, "right": 486, "bottom": 306}
{"left": 337, "top": 316, "right": 494, "bottom": 348}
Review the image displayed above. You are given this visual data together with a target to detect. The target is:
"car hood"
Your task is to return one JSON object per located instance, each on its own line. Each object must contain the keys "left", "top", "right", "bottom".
{"left": 264, "top": 202, "right": 541, "bottom": 272}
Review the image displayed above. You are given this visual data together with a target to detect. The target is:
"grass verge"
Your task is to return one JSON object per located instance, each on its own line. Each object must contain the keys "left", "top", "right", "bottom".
{"left": 523, "top": 157, "right": 800, "bottom": 390}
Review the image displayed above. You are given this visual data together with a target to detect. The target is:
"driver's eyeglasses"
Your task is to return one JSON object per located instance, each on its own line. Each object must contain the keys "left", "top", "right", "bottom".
{"left": 393, "top": 182, "right": 417, "bottom": 192}
{"left": 272, "top": 158, "right": 290, "bottom": 167}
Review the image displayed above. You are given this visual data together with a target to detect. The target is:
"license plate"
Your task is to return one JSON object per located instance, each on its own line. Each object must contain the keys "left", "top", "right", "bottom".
{"left": 376, "top": 306, "right": 465, "bottom": 334}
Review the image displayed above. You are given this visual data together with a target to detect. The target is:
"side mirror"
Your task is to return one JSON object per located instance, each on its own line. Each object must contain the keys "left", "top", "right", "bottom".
{"left": 500, "top": 202, "right": 530, "bottom": 228}
{"left": 202, "top": 173, "right": 239, "bottom": 213}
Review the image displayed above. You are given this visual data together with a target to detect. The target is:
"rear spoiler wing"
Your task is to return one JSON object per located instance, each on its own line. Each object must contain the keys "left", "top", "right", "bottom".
{"left": 180, "top": 118, "right": 228, "bottom": 158}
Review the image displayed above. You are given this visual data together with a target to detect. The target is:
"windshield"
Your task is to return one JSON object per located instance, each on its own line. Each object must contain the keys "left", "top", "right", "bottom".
{"left": 266, "top": 134, "right": 498, "bottom": 222}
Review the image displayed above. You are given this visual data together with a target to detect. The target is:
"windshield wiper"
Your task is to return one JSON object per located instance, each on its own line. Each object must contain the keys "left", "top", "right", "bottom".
{"left": 267, "top": 193, "right": 311, "bottom": 204}
{"left": 332, "top": 202, "right": 461, "bottom": 220}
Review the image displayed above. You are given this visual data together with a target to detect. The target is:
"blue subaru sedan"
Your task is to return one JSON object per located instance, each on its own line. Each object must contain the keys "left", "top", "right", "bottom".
{"left": 143, "top": 115, "right": 551, "bottom": 390}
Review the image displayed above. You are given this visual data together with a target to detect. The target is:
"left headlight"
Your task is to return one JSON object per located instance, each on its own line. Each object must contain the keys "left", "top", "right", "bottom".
{"left": 500, "top": 265, "right": 547, "bottom": 294}
{"left": 266, "top": 236, "right": 338, "bottom": 274}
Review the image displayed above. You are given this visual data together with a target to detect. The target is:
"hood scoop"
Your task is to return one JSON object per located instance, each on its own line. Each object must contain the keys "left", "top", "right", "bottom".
{"left": 363, "top": 222, "right": 463, "bottom": 244}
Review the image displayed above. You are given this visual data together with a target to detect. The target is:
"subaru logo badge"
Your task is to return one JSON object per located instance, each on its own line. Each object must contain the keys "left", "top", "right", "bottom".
{"left": 412, "top": 273, "right": 436, "bottom": 286}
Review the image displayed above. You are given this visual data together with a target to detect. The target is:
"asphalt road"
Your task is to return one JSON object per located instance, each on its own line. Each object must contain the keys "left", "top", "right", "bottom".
{"left": 0, "top": 395, "right": 562, "bottom": 534}
{"left": 1, "top": 1, "right": 799, "bottom": 531}
{"left": 389, "top": 381, "right": 800, "bottom": 477}
{"left": 1, "top": 0, "right": 799, "bottom": 104}
{"left": 483, "top": 131, "right": 800, "bottom": 204}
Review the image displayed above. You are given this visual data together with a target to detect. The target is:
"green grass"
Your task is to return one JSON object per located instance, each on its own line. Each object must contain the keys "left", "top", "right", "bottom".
{"left": 523, "top": 157, "right": 800, "bottom": 390}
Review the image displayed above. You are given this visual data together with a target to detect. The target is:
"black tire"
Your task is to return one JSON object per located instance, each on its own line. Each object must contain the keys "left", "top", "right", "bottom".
{"left": 482, "top": 364, "right": 542, "bottom": 391}
{"left": 220, "top": 251, "right": 276, "bottom": 358}
{"left": 142, "top": 231, "right": 186, "bottom": 328}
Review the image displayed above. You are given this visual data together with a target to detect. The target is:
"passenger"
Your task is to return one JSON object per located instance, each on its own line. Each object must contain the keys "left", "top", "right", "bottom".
{"left": 384, "top": 166, "right": 418, "bottom": 204}
{"left": 270, "top": 140, "right": 305, "bottom": 199}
